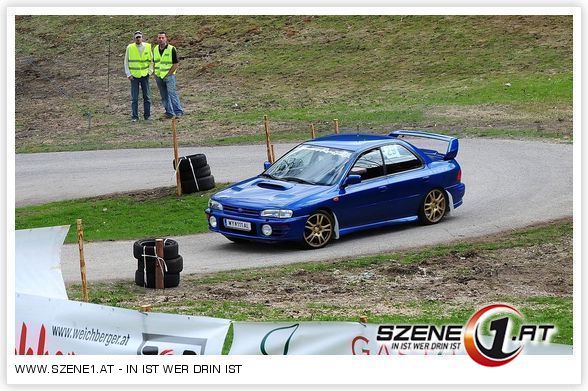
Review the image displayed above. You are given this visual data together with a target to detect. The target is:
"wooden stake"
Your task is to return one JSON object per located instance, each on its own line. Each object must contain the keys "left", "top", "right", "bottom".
{"left": 76, "top": 219, "right": 89, "bottom": 302}
{"left": 140, "top": 305, "right": 152, "bottom": 312}
{"left": 172, "top": 117, "right": 182, "bottom": 196}
{"left": 263, "top": 115, "right": 273, "bottom": 163}
{"left": 270, "top": 144, "right": 276, "bottom": 164}
{"left": 334, "top": 119, "right": 340, "bottom": 134}
{"left": 310, "top": 123, "right": 316, "bottom": 139}
{"left": 155, "top": 239, "right": 164, "bottom": 290}
{"left": 359, "top": 316, "right": 368, "bottom": 324}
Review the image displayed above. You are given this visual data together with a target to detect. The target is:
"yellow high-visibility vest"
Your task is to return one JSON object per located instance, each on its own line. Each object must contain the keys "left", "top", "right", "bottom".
{"left": 127, "top": 43, "right": 152, "bottom": 78}
{"left": 153, "top": 44, "right": 176, "bottom": 78}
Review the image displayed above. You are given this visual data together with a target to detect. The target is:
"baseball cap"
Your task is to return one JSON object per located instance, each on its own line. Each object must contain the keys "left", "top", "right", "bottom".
{"left": 134, "top": 31, "right": 143, "bottom": 38}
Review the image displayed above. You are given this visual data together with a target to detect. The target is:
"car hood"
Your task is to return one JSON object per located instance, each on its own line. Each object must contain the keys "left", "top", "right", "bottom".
{"left": 213, "top": 177, "right": 331, "bottom": 209}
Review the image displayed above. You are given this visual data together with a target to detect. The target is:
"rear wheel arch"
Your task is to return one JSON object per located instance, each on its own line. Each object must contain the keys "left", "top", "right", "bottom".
{"left": 418, "top": 187, "right": 448, "bottom": 225}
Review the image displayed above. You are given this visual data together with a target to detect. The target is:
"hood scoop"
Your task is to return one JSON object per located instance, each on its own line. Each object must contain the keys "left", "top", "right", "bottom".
{"left": 256, "top": 181, "right": 289, "bottom": 191}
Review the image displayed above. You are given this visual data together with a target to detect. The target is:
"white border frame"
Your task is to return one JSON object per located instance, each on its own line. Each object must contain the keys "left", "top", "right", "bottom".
{"left": 5, "top": 6, "right": 581, "bottom": 386}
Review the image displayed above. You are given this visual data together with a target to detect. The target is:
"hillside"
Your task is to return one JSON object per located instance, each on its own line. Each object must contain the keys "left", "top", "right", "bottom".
{"left": 15, "top": 15, "right": 573, "bottom": 152}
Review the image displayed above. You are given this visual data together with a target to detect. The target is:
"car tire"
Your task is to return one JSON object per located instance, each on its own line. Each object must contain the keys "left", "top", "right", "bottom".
{"left": 173, "top": 154, "right": 207, "bottom": 171}
{"left": 418, "top": 188, "right": 448, "bottom": 225}
{"left": 135, "top": 270, "right": 181, "bottom": 288}
{"left": 178, "top": 164, "right": 211, "bottom": 182}
{"left": 138, "top": 255, "right": 183, "bottom": 274}
{"left": 181, "top": 175, "right": 215, "bottom": 194}
{"left": 133, "top": 238, "right": 179, "bottom": 259}
{"left": 302, "top": 210, "right": 334, "bottom": 249}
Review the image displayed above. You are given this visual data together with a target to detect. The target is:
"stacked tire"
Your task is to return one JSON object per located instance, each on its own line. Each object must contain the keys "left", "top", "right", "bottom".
{"left": 173, "top": 154, "right": 215, "bottom": 194}
{"left": 133, "top": 238, "right": 182, "bottom": 288}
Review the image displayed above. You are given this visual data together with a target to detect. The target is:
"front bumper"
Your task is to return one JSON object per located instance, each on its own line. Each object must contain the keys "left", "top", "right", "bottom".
{"left": 205, "top": 208, "right": 308, "bottom": 242}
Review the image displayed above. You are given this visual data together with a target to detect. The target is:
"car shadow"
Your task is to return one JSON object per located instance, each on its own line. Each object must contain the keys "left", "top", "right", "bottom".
{"left": 214, "top": 215, "right": 460, "bottom": 253}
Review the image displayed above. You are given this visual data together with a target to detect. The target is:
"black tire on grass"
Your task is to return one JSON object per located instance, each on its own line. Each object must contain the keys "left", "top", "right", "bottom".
{"left": 138, "top": 255, "right": 184, "bottom": 274}
{"left": 173, "top": 154, "right": 207, "bottom": 172}
{"left": 178, "top": 164, "right": 211, "bottom": 182}
{"left": 134, "top": 270, "right": 181, "bottom": 288}
{"left": 181, "top": 175, "right": 215, "bottom": 194}
{"left": 133, "top": 238, "right": 179, "bottom": 259}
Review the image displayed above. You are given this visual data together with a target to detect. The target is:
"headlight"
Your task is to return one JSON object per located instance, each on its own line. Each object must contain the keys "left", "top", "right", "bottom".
{"left": 261, "top": 209, "right": 293, "bottom": 218}
{"left": 208, "top": 199, "right": 223, "bottom": 210}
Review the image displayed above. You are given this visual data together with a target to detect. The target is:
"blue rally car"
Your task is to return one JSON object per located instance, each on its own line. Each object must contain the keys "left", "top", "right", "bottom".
{"left": 205, "top": 130, "right": 465, "bottom": 249}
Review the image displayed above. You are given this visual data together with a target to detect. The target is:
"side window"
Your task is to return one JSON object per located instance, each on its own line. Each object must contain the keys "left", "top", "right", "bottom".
{"left": 381, "top": 144, "right": 422, "bottom": 174}
{"left": 350, "top": 149, "right": 385, "bottom": 180}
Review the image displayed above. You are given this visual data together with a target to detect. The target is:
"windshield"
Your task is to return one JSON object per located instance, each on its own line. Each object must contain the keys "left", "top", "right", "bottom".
{"left": 262, "top": 144, "right": 352, "bottom": 186}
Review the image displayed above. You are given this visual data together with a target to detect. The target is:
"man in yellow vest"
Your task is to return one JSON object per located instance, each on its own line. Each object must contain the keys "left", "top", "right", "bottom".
{"left": 124, "top": 31, "right": 152, "bottom": 122}
{"left": 153, "top": 31, "right": 184, "bottom": 119}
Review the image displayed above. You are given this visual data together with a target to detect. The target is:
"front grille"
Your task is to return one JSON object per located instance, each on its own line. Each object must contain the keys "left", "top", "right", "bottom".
{"left": 223, "top": 205, "right": 261, "bottom": 217}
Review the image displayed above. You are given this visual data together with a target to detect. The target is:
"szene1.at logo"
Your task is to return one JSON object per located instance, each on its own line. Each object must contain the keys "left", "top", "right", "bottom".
{"left": 464, "top": 303, "right": 555, "bottom": 367}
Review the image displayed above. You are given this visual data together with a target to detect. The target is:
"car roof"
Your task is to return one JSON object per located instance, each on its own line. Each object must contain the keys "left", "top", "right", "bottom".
{"left": 304, "top": 133, "right": 398, "bottom": 152}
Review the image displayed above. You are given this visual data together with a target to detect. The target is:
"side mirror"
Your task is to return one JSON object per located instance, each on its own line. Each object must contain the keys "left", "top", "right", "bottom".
{"left": 264, "top": 161, "right": 272, "bottom": 170}
{"left": 340, "top": 174, "right": 362, "bottom": 189}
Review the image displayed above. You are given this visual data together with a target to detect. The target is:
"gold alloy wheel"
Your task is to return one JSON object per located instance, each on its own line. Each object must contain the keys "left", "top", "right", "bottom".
{"left": 423, "top": 189, "right": 447, "bottom": 223}
{"left": 304, "top": 212, "right": 333, "bottom": 248}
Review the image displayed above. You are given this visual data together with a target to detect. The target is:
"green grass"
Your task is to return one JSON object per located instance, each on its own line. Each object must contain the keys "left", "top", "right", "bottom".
{"left": 15, "top": 186, "right": 227, "bottom": 243}
{"left": 15, "top": 15, "right": 573, "bottom": 152}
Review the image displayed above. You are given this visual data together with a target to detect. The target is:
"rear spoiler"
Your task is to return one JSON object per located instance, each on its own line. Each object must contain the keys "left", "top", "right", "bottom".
{"left": 388, "top": 130, "right": 459, "bottom": 160}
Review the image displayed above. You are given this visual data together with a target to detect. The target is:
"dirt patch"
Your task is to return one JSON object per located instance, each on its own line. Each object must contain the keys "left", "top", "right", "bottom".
{"left": 425, "top": 104, "right": 573, "bottom": 136}
{"left": 89, "top": 187, "right": 177, "bottom": 202}
{"left": 96, "top": 221, "right": 572, "bottom": 319}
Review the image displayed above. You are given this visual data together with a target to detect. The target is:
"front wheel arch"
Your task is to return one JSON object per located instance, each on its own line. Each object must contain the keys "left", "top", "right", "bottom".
{"left": 301, "top": 209, "right": 336, "bottom": 249}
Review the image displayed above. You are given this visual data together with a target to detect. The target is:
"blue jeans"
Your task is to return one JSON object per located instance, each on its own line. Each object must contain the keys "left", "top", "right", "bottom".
{"left": 130, "top": 76, "right": 151, "bottom": 120}
{"left": 155, "top": 74, "right": 184, "bottom": 116}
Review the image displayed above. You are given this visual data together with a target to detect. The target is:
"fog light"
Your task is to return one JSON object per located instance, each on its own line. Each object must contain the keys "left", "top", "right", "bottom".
{"left": 209, "top": 216, "right": 217, "bottom": 228}
{"left": 261, "top": 224, "right": 272, "bottom": 236}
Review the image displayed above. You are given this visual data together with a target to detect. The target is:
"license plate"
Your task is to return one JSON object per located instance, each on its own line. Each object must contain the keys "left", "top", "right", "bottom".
{"left": 224, "top": 219, "right": 251, "bottom": 231}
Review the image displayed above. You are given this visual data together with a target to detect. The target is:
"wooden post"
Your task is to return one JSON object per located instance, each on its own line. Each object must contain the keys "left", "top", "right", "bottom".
{"left": 334, "top": 119, "right": 340, "bottom": 134}
{"left": 270, "top": 144, "right": 276, "bottom": 164}
{"left": 310, "top": 123, "right": 316, "bottom": 139}
{"left": 140, "top": 305, "right": 152, "bottom": 312}
{"left": 359, "top": 316, "right": 368, "bottom": 324}
{"left": 76, "top": 219, "right": 89, "bottom": 302}
{"left": 172, "top": 117, "right": 182, "bottom": 196}
{"left": 155, "top": 239, "right": 165, "bottom": 290}
{"left": 263, "top": 115, "right": 273, "bottom": 163}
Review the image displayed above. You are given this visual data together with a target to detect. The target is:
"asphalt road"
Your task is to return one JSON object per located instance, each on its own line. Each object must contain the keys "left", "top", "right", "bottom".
{"left": 15, "top": 144, "right": 299, "bottom": 207}
{"left": 15, "top": 139, "right": 573, "bottom": 283}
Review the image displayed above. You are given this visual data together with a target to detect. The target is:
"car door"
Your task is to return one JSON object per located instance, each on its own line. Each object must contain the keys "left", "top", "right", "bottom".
{"left": 380, "top": 144, "right": 429, "bottom": 219}
{"left": 336, "top": 148, "right": 391, "bottom": 228}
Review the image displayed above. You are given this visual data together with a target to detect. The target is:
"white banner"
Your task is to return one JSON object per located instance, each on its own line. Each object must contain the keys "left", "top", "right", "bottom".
{"left": 16, "top": 226, "right": 69, "bottom": 300}
{"left": 229, "top": 322, "right": 572, "bottom": 356}
{"left": 15, "top": 293, "right": 231, "bottom": 355}
{"left": 229, "top": 322, "right": 382, "bottom": 355}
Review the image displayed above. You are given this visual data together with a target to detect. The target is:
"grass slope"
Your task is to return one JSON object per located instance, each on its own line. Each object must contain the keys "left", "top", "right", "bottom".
{"left": 15, "top": 15, "right": 572, "bottom": 152}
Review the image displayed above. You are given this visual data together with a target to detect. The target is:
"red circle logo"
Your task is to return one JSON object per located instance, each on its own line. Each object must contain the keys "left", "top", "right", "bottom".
{"left": 464, "top": 304, "right": 523, "bottom": 367}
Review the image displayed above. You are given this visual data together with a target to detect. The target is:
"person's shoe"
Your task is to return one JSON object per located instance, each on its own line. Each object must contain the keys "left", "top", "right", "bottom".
{"left": 131, "top": 118, "right": 138, "bottom": 123}
{"left": 144, "top": 117, "right": 152, "bottom": 121}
